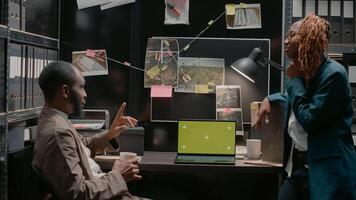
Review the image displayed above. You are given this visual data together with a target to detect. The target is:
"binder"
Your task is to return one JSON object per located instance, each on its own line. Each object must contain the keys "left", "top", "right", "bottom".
{"left": 293, "top": 0, "right": 303, "bottom": 22}
{"left": 14, "top": 44, "right": 21, "bottom": 111}
{"left": 25, "top": 46, "right": 33, "bottom": 109}
{"left": 39, "top": 48, "right": 45, "bottom": 106}
{"left": 8, "top": 44, "right": 14, "bottom": 111}
{"left": 342, "top": 1, "right": 354, "bottom": 44}
{"left": 305, "top": 0, "right": 316, "bottom": 15}
{"left": 33, "top": 47, "right": 40, "bottom": 108}
{"left": 8, "top": 43, "right": 18, "bottom": 111}
{"left": 329, "top": 0, "right": 342, "bottom": 44}
{"left": 20, "top": 0, "right": 26, "bottom": 30}
{"left": 7, "top": 0, "right": 21, "bottom": 29}
{"left": 20, "top": 45, "right": 26, "bottom": 109}
{"left": 317, "top": 0, "right": 329, "bottom": 20}
{"left": 16, "top": 45, "right": 21, "bottom": 110}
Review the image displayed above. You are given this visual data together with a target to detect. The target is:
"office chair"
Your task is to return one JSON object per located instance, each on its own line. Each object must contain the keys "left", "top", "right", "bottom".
{"left": 31, "top": 163, "right": 60, "bottom": 200}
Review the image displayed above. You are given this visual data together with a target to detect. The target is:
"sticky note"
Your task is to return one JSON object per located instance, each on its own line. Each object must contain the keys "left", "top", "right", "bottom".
{"left": 151, "top": 85, "right": 173, "bottom": 98}
{"left": 223, "top": 108, "right": 232, "bottom": 113}
{"left": 86, "top": 49, "right": 96, "bottom": 58}
{"left": 194, "top": 84, "right": 209, "bottom": 94}
{"left": 226, "top": 4, "right": 236, "bottom": 15}
{"left": 146, "top": 65, "right": 161, "bottom": 79}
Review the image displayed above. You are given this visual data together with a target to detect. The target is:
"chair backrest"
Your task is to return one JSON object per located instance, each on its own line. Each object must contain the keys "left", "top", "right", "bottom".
{"left": 31, "top": 163, "right": 59, "bottom": 200}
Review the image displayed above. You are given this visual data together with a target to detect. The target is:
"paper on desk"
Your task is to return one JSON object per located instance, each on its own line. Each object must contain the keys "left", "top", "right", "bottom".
{"left": 101, "top": 0, "right": 135, "bottom": 10}
{"left": 244, "top": 160, "right": 282, "bottom": 167}
{"left": 151, "top": 85, "right": 173, "bottom": 98}
{"left": 77, "top": 0, "right": 111, "bottom": 10}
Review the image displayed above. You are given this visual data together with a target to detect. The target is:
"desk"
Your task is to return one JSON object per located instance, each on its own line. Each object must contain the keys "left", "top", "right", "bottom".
{"left": 96, "top": 151, "right": 283, "bottom": 200}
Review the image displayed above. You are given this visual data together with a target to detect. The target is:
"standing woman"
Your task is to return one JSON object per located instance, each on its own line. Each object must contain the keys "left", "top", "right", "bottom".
{"left": 257, "top": 13, "right": 356, "bottom": 200}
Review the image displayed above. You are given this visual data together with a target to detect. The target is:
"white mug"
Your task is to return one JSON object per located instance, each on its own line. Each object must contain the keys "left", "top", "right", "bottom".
{"left": 246, "top": 139, "right": 261, "bottom": 159}
{"left": 120, "top": 152, "right": 137, "bottom": 161}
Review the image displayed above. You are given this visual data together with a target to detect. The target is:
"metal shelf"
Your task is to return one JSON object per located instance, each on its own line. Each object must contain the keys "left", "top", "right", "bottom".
{"left": 0, "top": 113, "right": 5, "bottom": 126}
{"left": 0, "top": 25, "right": 8, "bottom": 39}
{"left": 328, "top": 44, "right": 356, "bottom": 54}
{"left": 7, "top": 107, "right": 42, "bottom": 123}
{"left": 9, "top": 29, "right": 59, "bottom": 49}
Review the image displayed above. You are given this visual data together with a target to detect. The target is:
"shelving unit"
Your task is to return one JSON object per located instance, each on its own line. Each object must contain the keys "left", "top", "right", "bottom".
{"left": 0, "top": 0, "right": 60, "bottom": 197}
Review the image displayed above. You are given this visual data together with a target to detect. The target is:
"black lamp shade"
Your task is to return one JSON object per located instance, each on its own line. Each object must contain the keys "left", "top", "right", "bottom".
{"left": 231, "top": 57, "right": 258, "bottom": 83}
{"left": 230, "top": 47, "right": 264, "bottom": 83}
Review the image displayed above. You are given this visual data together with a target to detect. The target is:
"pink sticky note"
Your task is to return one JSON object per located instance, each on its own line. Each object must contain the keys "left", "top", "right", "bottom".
{"left": 151, "top": 85, "right": 172, "bottom": 98}
{"left": 223, "top": 108, "right": 232, "bottom": 113}
{"left": 86, "top": 49, "right": 96, "bottom": 58}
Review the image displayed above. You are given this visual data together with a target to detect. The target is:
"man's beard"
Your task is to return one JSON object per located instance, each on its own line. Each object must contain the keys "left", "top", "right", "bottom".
{"left": 69, "top": 88, "right": 83, "bottom": 117}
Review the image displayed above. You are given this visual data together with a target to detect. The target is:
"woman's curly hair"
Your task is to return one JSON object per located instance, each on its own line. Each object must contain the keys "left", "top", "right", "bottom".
{"left": 297, "top": 13, "right": 330, "bottom": 82}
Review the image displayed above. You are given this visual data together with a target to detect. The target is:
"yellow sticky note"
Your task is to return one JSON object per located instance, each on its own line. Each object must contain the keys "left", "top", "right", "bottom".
{"left": 225, "top": 4, "right": 236, "bottom": 15}
{"left": 146, "top": 65, "right": 161, "bottom": 79}
{"left": 194, "top": 84, "right": 209, "bottom": 94}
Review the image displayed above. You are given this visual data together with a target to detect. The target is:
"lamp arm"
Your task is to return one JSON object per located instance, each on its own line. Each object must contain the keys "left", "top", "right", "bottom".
{"left": 262, "top": 58, "right": 285, "bottom": 72}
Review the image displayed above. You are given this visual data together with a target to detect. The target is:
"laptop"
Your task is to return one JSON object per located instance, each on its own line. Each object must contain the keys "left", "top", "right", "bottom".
{"left": 175, "top": 120, "right": 236, "bottom": 165}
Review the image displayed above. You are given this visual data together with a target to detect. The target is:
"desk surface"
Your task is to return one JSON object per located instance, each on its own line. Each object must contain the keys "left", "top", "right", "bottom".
{"left": 95, "top": 151, "right": 282, "bottom": 173}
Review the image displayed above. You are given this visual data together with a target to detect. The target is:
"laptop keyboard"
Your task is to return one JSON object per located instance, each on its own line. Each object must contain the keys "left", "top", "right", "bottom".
{"left": 175, "top": 155, "right": 235, "bottom": 164}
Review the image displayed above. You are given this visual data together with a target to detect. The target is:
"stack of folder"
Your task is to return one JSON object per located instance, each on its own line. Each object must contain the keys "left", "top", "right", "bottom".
{"left": 8, "top": 43, "right": 58, "bottom": 112}
{"left": 292, "top": 0, "right": 355, "bottom": 44}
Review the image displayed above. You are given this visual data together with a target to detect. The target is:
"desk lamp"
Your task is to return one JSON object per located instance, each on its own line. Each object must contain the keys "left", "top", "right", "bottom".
{"left": 230, "top": 47, "right": 285, "bottom": 83}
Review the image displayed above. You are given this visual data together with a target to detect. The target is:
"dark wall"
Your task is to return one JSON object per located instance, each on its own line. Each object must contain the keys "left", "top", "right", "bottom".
{"left": 130, "top": 0, "right": 283, "bottom": 151}
{"left": 60, "top": 0, "right": 133, "bottom": 120}
{"left": 61, "top": 0, "right": 283, "bottom": 151}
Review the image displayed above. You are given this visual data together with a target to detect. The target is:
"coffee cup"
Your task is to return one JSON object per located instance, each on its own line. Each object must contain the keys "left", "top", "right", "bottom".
{"left": 120, "top": 152, "right": 137, "bottom": 161}
{"left": 246, "top": 139, "right": 261, "bottom": 159}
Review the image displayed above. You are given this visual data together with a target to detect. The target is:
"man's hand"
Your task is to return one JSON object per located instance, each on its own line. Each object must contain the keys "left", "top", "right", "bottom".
{"left": 106, "top": 102, "right": 138, "bottom": 141}
{"left": 112, "top": 157, "right": 142, "bottom": 182}
{"left": 256, "top": 97, "right": 271, "bottom": 129}
{"left": 286, "top": 61, "right": 303, "bottom": 79}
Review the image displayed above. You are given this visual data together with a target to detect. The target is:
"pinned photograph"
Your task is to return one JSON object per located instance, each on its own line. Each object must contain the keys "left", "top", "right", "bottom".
{"left": 176, "top": 57, "right": 225, "bottom": 93}
{"left": 216, "top": 85, "right": 243, "bottom": 135}
{"left": 144, "top": 38, "right": 179, "bottom": 87}
{"left": 225, "top": 3, "right": 262, "bottom": 29}
{"left": 217, "top": 108, "right": 244, "bottom": 135}
{"left": 164, "top": 0, "right": 190, "bottom": 25}
{"left": 216, "top": 85, "right": 241, "bottom": 108}
{"left": 72, "top": 49, "right": 108, "bottom": 76}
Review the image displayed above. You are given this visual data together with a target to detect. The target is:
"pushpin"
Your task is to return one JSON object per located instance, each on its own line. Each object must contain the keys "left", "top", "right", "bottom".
{"left": 208, "top": 20, "right": 214, "bottom": 26}
{"left": 183, "top": 44, "right": 190, "bottom": 51}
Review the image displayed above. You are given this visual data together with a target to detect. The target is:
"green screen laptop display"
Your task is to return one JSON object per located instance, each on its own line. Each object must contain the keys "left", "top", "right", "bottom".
{"left": 178, "top": 121, "right": 235, "bottom": 155}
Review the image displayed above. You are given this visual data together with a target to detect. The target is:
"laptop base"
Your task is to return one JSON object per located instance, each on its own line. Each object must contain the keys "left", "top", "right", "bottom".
{"left": 175, "top": 155, "right": 235, "bottom": 165}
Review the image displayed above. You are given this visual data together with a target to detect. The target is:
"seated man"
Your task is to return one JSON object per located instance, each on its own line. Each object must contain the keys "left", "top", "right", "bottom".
{"left": 33, "top": 61, "right": 144, "bottom": 200}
